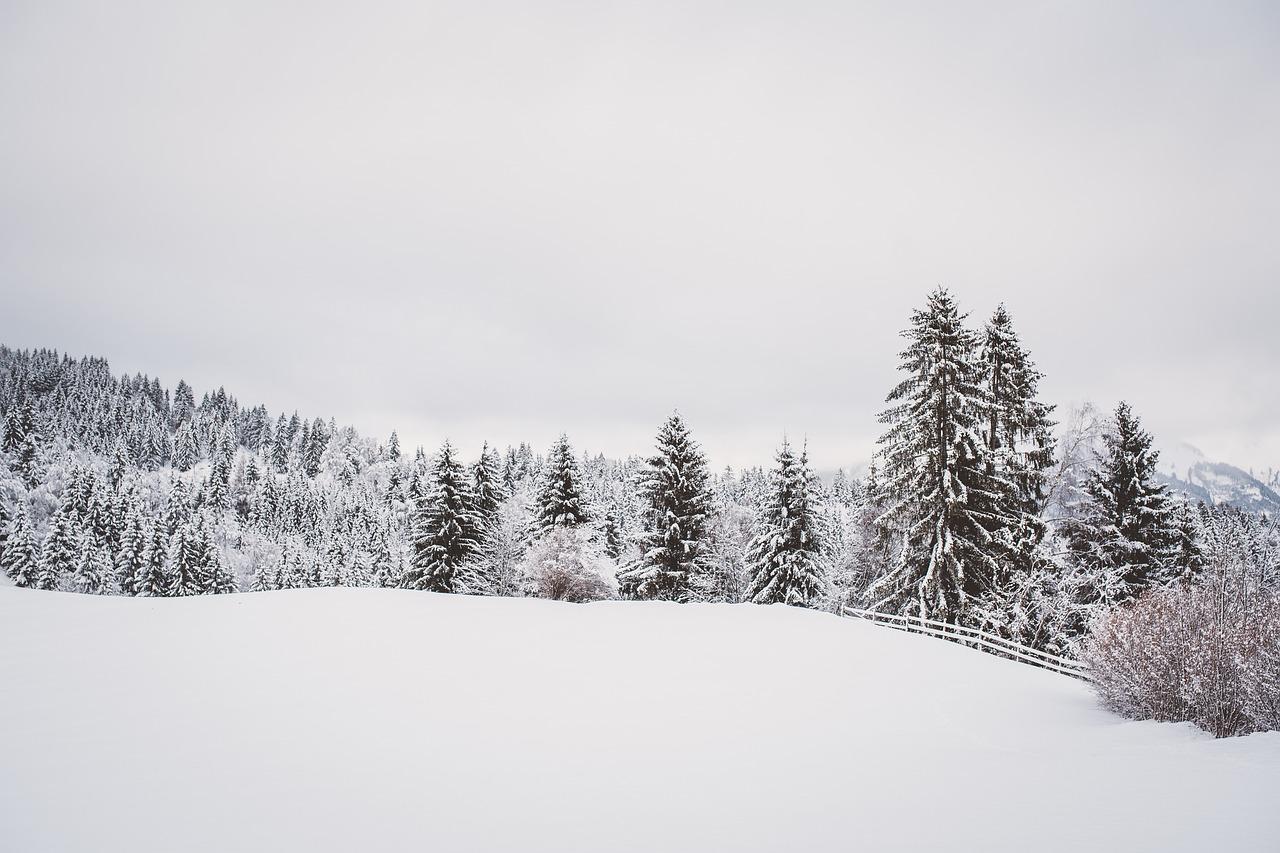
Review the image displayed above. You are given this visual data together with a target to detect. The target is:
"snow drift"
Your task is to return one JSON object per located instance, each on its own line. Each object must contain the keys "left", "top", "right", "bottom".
{"left": 1, "top": 586, "right": 1276, "bottom": 852}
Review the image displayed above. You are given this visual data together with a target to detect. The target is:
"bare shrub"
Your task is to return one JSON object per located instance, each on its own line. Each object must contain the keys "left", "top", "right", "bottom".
{"left": 1082, "top": 558, "right": 1280, "bottom": 738}
{"left": 520, "top": 527, "right": 616, "bottom": 603}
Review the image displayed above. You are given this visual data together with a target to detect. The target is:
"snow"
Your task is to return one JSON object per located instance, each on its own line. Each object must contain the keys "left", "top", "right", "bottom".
{"left": 1, "top": 587, "right": 1277, "bottom": 852}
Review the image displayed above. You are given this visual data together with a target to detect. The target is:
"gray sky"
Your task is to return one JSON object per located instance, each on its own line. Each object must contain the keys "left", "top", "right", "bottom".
{"left": 2, "top": 1, "right": 1278, "bottom": 472}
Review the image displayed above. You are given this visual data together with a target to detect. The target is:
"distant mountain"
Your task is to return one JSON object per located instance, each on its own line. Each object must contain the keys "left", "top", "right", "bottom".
{"left": 1155, "top": 441, "right": 1280, "bottom": 515}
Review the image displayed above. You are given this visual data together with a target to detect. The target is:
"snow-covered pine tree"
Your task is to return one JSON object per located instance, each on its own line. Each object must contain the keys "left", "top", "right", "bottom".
{"left": 1, "top": 503, "right": 40, "bottom": 588}
{"left": 115, "top": 500, "right": 148, "bottom": 595}
{"left": 162, "top": 479, "right": 191, "bottom": 538}
{"left": 38, "top": 501, "right": 81, "bottom": 591}
{"left": 744, "top": 440, "right": 827, "bottom": 607}
{"left": 1062, "top": 402, "right": 1181, "bottom": 612}
{"left": 167, "top": 519, "right": 206, "bottom": 596}
{"left": 0, "top": 498, "right": 9, "bottom": 569}
{"left": 70, "top": 537, "right": 112, "bottom": 594}
{"left": 963, "top": 305, "right": 1064, "bottom": 637}
{"left": 867, "top": 288, "right": 1008, "bottom": 623}
{"left": 15, "top": 433, "right": 42, "bottom": 488}
{"left": 171, "top": 379, "right": 195, "bottom": 428}
{"left": 387, "top": 431, "right": 401, "bottom": 462}
{"left": 108, "top": 438, "right": 133, "bottom": 491}
{"left": 601, "top": 503, "right": 624, "bottom": 560}
{"left": 134, "top": 522, "right": 170, "bottom": 597}
{"left": 173, "top": 421, "right": 199, "bottom": 472}
{"left": 535, "top": 434, "right": 589, "bottom": 530}
{"left": 471, "top": 442, "right": 508, "bottom": 533}
{"left": 195, "top": 515, "right": 238, "bottom": 594}
{"left": 1, "top": 396, "right": 36, "bottom": 453}
{"left": 617, "top": 413, "right": 712, "bottom": 602}
{"left": 370, "top": 533, "right": 401, "bottom": 588}
{"left": 980, "top": 305, "right": 1057, "bottom": 514}
{"left": 205, "top": 425, "right": 234, "bottom": 510}
{"left": 402, "top": 441, "right": 480, "bottom": 592}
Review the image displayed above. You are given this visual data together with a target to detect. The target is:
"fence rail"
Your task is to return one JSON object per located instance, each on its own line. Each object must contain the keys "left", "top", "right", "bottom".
{"left": 840, "top": 606, "right": 1091, "bottom": 681}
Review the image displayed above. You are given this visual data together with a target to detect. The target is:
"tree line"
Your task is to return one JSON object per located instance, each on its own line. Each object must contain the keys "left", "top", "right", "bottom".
{"left": 1, "top": 291, "right": 1275, "bottom": 665}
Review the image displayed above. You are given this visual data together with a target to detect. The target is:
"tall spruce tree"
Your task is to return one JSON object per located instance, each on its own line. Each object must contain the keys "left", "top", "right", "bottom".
{"left": 868, "top": 288, "right": 1008, "bottom": 623}
{"left": 402, "top": 441, "right": 480, "bottom": 593}
{"left": 173, "top": 422, "right": 199, "bottom": 472}
{"left": 1, "top": 396, "right": 36, "bottom": 453}
{"left": 1, "top": 504, "right": 40, "bottom": 588}
{"left": 744, "top": 440, "right": 827, "bottom": 607}
{"left": 38, "top": 502, "right": 81, "bottom": 591}
{"left": 972, "top": 305, "right": 1059, "bottom": 635}
{"left": 535, "top": 434, "right": 589, "bottom": 530}
{"left": 618, "top": 413, "right": 713, "bottom": 601}
{"left": 70, "top": 538, "right": 112, "bottom": 594}
{"left": 471, "top": 442, "right": 509, "bottom": 533}
{"left": 1063, "top": 402, "right": 1181, "bottom": 610}
{"left": 167, "top": 519, "right": 206, "bottom": 596}
{"left": 980, "top": 304, "right": 1056, "bottom": 517}
{"left": 115, "top": 501, "right": 148, "bottom": 595}
{"left": 135, "top": 522, "right": 170, "bottom": 597}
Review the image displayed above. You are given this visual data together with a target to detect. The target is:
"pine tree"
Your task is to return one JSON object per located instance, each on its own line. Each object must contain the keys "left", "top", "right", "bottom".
{"left": 602, "top": 504, "right": 624, "bottom": 560}
{"left": 868, "top": 288, "right": 1008, "bottom": 623}
{"left": 744, "top": 440, "right": 827, "bottom": 607}
{"left": 618, "top": 413, "right": 713, "bottom": 601}
{"left": 173, "top": 421, "right": 199, "bottom": 472}
{"left": 1, "top": 504, "right": 40, "bottom": 588}
{"left": 171, "top": 379, "right": 195, "bottom": 428}
{"left": 15, "top": 433, "right": 42, "bottom": 488}
{"left": 115, "top": 501, "right": 148, "bottom": 595}
{"left": 980, "top": 305, "right": 1057, "bottom": 515}
{"left": 370, "top": 533, "right": 401, "bottom": 588}
{"left": 1063, "top": 402, "right": 1181, "bottom": 610}
{"left": 403, "top": 441, "right": 480, "bottom": 592}
{"left": 195, "top": 516, "right": 237, "bottom": 594}
{"left": 162, "top": 479, "right": 191, "bottom": 538}
{"left": 206, "top": 429, "right": 233, "bottom": 511}
{"left": 471, "top": 442, "right": 508, "bottom": 534}
{"left": 135, "top": 523, "right": 170, "bottom": 597}
{"left": 167, "top": 520, "right": 206, "bottom": 596}
{"left": 1, "top": 396, "right": 36, "bottom": 453}
{"left": 387, "top": 431, "right": 401, "bottom": 462}
{"left": 535, "top": 434, "right": 589, "bottom": 530}
{"left": 108, "top": 438, "right": 133, "bottom": 490}
{"left": 0, "top": 498, "right": 9, "bottom": 569}
{"left": 38, "top": 502, "right": 81, "bottom": 591}
{"left": 71, "top": 537, "right": 112, "bottom": 594}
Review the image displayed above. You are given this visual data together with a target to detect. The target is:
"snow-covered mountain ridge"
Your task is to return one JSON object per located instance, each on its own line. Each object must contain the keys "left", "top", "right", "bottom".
{"left": 1, "top": 586, "right": 1276, "bottom": 853}
{"left": 1156, "top": 441, "right": 1280, "bottom": 514}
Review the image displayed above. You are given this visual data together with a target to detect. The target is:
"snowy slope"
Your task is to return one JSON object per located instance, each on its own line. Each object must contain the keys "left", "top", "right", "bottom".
{"left": 1, "top": 588, "right": 1276, "bottom": 853}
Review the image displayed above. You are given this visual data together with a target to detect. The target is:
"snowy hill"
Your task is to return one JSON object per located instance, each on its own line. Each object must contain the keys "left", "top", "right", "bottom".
{"left": 1156, "top": 441, "right": 1280, "bottom": 514}
{"left": 1, "top": 588, "right": 1277, "bottom": 853}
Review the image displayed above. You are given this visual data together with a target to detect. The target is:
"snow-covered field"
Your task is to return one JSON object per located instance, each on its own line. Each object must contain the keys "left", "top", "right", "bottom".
{"left": 1, "top": 587, "right": 1277, "bottom": 852}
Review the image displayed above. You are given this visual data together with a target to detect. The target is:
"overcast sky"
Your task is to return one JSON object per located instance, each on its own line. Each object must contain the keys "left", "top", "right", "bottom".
{"left": 2, "top": 1, "right": 1277, "bottom": 472}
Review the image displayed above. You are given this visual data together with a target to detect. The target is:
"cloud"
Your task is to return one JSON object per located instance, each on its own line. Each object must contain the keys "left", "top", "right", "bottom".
{"left": 2, "top": 1, "right": 1277, "bottom": 469}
